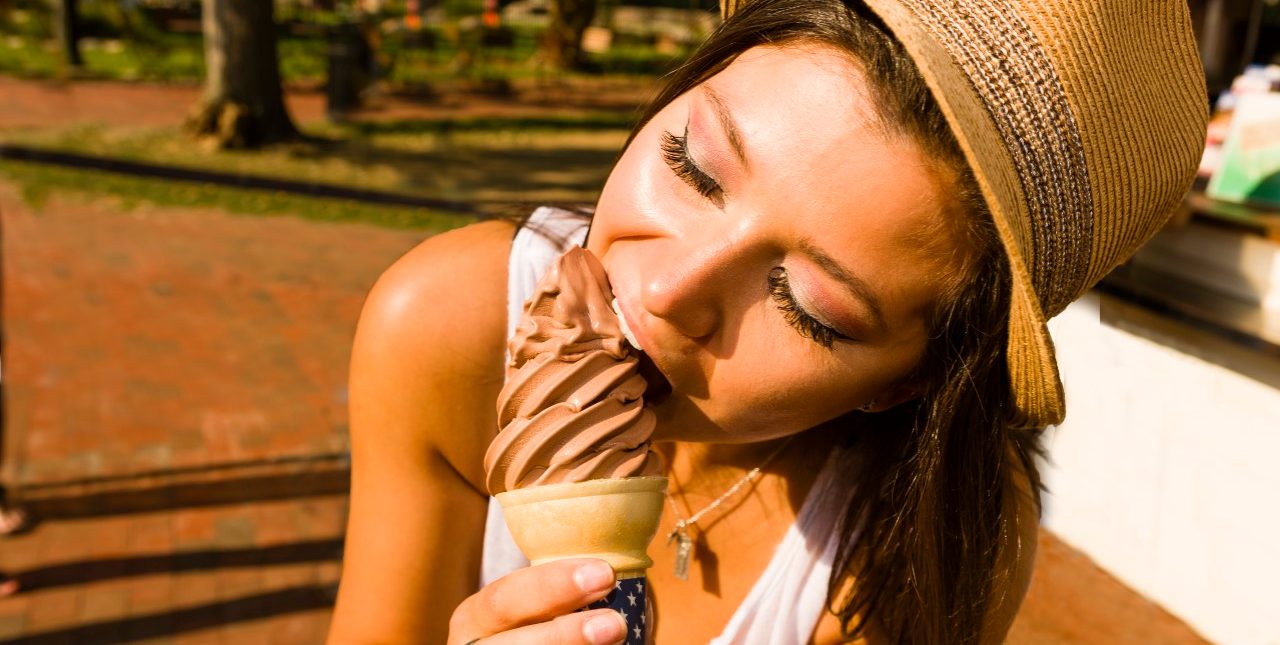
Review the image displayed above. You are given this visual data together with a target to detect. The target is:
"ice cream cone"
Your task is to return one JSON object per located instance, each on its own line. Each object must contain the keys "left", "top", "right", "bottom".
{"left": 496, "top": 475, "right": 666, "bottom": 644}
{"left": 495, "top": 475, "right": 668, "bottom": 576}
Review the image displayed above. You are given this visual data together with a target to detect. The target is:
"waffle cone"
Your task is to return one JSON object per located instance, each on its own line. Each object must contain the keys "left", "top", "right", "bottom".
{"left": 495, "top": 476, "right": 668, "bottom": 576}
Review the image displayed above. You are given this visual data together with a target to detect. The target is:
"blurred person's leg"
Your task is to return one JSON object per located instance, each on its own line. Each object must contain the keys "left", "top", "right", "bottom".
{"left": 0, "top": 326, "right": 26, "bottom": 597}
{"left": 0, "top": 492, "right": 29, "bottom": 536}
{"left": 0, "top": 573, "right": 17, "bottom": 597}
{"left": 0, "top": 325, "right": 31, "bottom": 537}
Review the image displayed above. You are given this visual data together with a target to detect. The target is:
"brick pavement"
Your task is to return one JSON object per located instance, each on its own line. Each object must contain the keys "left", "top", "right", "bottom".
{"left": 0, "top": 497, "right": 346, "bottom": 643}
{"left": 2, "top": 182, "right": 429, "bottom": 486}
{"left": 1, "top": 179, "right": 432, "bottom": 642}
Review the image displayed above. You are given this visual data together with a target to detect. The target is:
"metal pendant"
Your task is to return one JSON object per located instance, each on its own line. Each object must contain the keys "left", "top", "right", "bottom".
{"left": 671, "top": 530, "right": 693, "bottom": 581}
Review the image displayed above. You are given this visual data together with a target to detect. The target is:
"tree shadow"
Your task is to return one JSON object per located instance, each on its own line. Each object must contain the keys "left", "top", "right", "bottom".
{"left": 24, "top": 468, "right": 350, "bottom": 521}
{"left": 15, "top": 538, "right": 343, "bottom": 593}
{"left": 340, "top": 114, "right": 639, "bottom": 136}
{"left": 0, "top": 584, "right": 336, "bottom": 644}
{"left": 288, "top": 131, "right": 624, "bottom": 208}
{"left": 280, "top": 110, "right": 639, "bottom": 210}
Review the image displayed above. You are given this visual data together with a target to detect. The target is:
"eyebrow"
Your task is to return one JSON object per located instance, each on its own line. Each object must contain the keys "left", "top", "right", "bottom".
{"left": 702, "top": 84, "right": 750, "bottom": 170}
{"left": 798, "top": 238, "right": 888, "bottom": 335}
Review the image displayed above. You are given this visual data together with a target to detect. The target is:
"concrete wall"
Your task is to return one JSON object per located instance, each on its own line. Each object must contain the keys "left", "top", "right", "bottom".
{"left": 1041, "top": 294, "right": 1280, "bottom": 645}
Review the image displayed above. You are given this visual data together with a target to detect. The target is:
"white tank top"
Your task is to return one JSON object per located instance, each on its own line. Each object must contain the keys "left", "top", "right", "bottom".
{"left": 480, "top": 206, "right": 849, "bottom": 644}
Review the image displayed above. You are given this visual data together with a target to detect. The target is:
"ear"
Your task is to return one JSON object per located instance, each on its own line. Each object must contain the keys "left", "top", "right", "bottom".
{"left": 864, "top": 381, "right": 922, "bottom": 413}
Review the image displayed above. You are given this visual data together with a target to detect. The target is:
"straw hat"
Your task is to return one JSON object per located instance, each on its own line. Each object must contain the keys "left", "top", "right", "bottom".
{"left": 722, "top": 0, "right": 1209, "bottom": 427}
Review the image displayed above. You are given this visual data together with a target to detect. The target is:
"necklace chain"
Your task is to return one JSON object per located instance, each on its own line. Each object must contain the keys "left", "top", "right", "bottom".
{"left": 663, "top": 437, "right": 794, "bottom": 580}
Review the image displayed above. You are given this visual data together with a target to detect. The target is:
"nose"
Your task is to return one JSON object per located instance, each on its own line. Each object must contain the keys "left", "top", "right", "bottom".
{"left": 640, "top": 233, "right": 747, "bottom": 341}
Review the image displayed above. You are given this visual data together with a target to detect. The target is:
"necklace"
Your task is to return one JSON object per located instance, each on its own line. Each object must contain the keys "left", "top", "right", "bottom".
{"left": 663, "top": 437, "right": 795, "bottom": 580}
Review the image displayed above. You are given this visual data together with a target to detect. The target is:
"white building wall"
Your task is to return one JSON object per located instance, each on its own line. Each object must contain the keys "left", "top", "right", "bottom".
{"left": 1042, "top": 294, "right": 1280, "bottom": 645}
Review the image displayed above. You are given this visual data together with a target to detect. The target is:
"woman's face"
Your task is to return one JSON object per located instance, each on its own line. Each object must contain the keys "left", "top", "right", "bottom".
{"left": 586, "top": 43, "right": 966, "bottom": 444}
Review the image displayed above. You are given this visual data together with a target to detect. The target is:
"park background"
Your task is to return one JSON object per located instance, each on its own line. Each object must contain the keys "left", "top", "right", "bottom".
{"left": 2, "top": 0, "right": 1277, "bottom": 643}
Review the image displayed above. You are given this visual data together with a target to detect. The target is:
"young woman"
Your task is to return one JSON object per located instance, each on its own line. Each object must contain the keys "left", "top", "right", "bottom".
{"left": 327, "top": 0, "right": 1207, "bottom": 643}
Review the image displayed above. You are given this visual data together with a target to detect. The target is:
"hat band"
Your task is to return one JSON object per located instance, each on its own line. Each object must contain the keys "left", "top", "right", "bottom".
{"left": 899, "top": 0, "right": 1095, "bottom": 317}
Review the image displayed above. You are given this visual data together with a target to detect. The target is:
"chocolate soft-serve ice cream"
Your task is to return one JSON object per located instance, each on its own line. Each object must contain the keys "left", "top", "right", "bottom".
{"left": 484, "top": 247, "right": 667, "bottom": 644}
{"left": 485, "top": 246, "right": 662, "bottom": 494}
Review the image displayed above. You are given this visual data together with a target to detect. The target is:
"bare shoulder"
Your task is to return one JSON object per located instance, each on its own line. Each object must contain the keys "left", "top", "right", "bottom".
{"left": 350, "top": 218, "right": 516, "bottom": 492}
{"left": 363, "top": 218, "right": 516, "bottom": 338}
{"left": 334, "top": 219, "right": 516, "bottom": 641}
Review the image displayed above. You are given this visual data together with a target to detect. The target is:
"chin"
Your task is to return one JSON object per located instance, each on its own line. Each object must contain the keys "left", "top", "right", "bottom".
{"left": 647, "top": 394, "right": 713, "bottom": 443}
{"left": 646, "top": 394, "right": 749, "bottom": 444}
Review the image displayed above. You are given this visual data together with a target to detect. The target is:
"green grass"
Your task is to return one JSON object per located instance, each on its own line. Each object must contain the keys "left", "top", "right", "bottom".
{"left": 0, "top": 36, "right": 61, "bottom": 78}
{"left": 339, "top": 112, "right": 639, "bottom": 135}
{"left": 0, "top": 33, "right": 311, "bottom": 84}
{"left": 0, "top": 160, "right": 480, "bottom": 231}
{"left": 0, "top": 25, "right": 686, "bottom": 85}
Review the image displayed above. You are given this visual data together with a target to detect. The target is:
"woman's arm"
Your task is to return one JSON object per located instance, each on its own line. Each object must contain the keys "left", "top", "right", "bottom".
{"left": 327, "top": 220, "right": 515, "bottom": 644}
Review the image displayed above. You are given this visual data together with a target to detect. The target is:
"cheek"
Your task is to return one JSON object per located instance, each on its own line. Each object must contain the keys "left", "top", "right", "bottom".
{"left": 596, "top": 141, "right": 646, "bottom": 214}
{"left": 590, "top": 151, "right": 650, "bottom": 256}
{"left": 707, "top": 360, "right": 851, "bottom": 432}
{"left": 589, "top": 116, "right": 692, "bottom": 254}
{"left": 700, "top": 331, "right": 925, "bottom": 435}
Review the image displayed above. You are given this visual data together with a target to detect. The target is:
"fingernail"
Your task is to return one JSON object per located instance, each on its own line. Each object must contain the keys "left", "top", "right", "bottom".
{"left": 583, "top": 611, "right": 626, "bottom": 645}
{"left": 573, "top": 561, "right": 614, "bottom": 594}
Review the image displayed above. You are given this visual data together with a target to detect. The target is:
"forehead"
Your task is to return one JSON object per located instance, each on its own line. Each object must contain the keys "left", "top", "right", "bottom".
{"left": 697, "top": 44, "right": 960, "bottom": 289}
{"left": 711, "top": 43, "right": 884, "bottom": 143}
{"left": 705, "top": 44, "right": 927, "bottom": 190}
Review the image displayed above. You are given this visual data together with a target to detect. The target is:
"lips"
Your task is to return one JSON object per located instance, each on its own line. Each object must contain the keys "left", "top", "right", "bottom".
{"left": 610, "top": 298, "right": 642, "bottom": 350}
{"left": 609, "top": 290, "right": 646, "bottom": 351}
{"left": 610, "top": 288, "right": 673, "bottom": 405}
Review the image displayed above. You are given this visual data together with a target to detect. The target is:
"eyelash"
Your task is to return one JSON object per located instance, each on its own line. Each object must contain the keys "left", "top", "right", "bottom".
{"left": 768, "top": 268, "right": 850, "bottom": 350}
{"left": 659, "top": 128, "right": 724, "bottom": 205}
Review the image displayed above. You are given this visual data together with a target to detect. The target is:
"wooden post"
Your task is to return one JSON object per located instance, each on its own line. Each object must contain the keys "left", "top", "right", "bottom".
{"left": 57, "top": 0, "right": 83, "bottom": 68}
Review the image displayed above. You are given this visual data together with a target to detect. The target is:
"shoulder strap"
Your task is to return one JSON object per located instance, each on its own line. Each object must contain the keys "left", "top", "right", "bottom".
{"left": 480, "top": 206, "right": 591, "bottom": 588}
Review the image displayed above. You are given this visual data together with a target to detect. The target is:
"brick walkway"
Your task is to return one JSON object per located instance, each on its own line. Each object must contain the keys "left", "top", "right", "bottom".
{"left": 0, "top": 181, "right": 429, "bottom": 642}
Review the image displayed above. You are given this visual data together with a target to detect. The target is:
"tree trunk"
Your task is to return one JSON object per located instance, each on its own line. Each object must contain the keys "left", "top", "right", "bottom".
{"left": 57, "top": 0, "right": 82, "bottom": 68}
{"left": 540, "top": 0, "right": 597, "bottom": 70}
{"left": 185, "top": 0, "right": 298, "bottom": 149}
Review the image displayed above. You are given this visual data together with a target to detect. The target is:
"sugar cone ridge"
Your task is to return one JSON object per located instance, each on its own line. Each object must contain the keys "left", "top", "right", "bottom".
{"left": 495, "top": 476, "right": 668, "bottom": 574}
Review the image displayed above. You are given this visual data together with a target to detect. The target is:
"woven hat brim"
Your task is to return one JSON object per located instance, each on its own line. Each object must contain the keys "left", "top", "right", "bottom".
{"left": 861, "top": 0, "right": 1066, "bottom": 427}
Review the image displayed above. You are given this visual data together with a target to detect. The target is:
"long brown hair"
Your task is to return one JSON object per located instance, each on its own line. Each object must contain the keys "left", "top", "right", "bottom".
{"left": 622, "top": 1, "right": 1045, "bottom": 642}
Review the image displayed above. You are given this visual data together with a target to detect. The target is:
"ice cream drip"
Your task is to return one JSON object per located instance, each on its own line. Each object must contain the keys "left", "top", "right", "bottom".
{"left": 485, "top": 247, "right": 662, "bottom": 494}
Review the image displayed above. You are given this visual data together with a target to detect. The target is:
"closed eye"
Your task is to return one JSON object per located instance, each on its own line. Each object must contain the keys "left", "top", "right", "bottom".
{"left": 660, "top": 125, "right": 724, "bottom": 207}
{"left": 768, "top": 268, "right": 852, "bottom": 350}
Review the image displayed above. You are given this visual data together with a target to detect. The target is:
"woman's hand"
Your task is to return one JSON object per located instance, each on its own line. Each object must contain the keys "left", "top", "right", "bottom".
{"left": 448, "top": 559, "right": 628, "bottom": 645}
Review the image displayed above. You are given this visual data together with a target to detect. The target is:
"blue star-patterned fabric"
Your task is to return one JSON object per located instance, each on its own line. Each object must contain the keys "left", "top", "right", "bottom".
{"left": 578, "top": 575, "right": 649, "bottom": 645}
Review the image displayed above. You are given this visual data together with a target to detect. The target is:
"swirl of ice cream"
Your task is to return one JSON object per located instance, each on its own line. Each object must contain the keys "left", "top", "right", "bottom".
{"left": 485, "top": 247, "right": 662, "bottom": 494}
